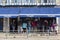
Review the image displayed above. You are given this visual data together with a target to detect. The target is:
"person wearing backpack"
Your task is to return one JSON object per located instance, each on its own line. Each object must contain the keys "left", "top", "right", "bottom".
{"left": 22, "top": 22, "right": 27, "bottom": 33}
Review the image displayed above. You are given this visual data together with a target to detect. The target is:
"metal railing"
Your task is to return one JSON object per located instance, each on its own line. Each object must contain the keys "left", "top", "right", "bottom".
{"left": 0, "top": 0, "right": 56, "bottom": 6}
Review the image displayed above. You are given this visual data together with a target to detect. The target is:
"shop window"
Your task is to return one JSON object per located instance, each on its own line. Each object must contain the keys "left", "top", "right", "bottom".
{"left": 0, "top": 0, "right": 2, "bottom": 3}
{"left": 37, "top": 0, "right": 41, "bottom": 3}
{"left": 30, "top": 0, "right": 36, "bottom": 3}
{"left": 11, "top": 0, "right": 18, "bottom": 3}
{"left": 21, "top": 0, "right": 29, "bottom": 3}
{"left": 43, "top": 0, "right": 56, "bottom": 3}
{"left": 44, "top": 0, "right": 47, "bottom": 3}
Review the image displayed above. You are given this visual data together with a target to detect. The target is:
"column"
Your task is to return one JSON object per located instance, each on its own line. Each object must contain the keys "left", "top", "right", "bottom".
{"left": 56, "top": 17, "right": 59, "bottom": 33}
{"left": 3, "top": 17, "right": 10, "bottom": 33}
{"left": 17, "top": 16, "right": 20, "bottom": 33}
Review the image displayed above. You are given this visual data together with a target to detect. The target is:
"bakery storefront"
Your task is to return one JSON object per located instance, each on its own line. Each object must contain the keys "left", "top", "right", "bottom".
{"left": 0, "top": 7, "right": 59, "bottom": 33}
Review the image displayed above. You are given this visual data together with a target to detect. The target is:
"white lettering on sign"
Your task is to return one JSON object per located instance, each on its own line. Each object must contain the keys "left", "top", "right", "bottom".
{"left": 48, "top": 15, "right": 55, "bottom": 17}
{"left": 26, "top": 15, "right": 34, "bottom": 17}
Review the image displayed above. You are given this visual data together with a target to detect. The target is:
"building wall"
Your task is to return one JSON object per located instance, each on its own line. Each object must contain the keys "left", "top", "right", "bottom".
{"left": 3, "top": 17, "right": 10, "bottom": 32}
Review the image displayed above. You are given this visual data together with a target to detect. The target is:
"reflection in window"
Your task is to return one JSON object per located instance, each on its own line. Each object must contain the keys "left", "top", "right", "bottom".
{"left": 43, "top": 0, "right": 56, "bottom": 3}
{"left": 44, "top": 0, "right": 47, "bottom": 3}
{"left": 30, "top": 0, "right": 36, "bottom": 3}
{"left": 11, "top": 0, "right": 18, "bottom": 3}
{"left": 0, "top": 0, "right": 1, "bottom": 3}
{"left": 52, "top": 0, "right": 56, "bottom": 3}
{"left": 2, "top": 0, "right": 7, "bottom": 3}
{"left": 37, "top": 0, "right": 41, "bottom": 3}
{"left": 22, "top": 0, "right": 25, "bottom": 3}
{"left": 26, "top": 0, "right": 29, "bottom": 3}
{"left": 22, "top": 0, "right": 29, "bottom": 3}
{"left": 50, "top": 0, "right": 53, "bottom": 3}
{"left": 17, "top": 0, "right": 21, "bottom": 3}
{"left": 48, "top": 0, "right": 50, "bottom": 3}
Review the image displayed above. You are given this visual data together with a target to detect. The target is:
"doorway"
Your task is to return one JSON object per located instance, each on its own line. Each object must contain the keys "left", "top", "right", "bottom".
{"left": 0, "top": 18, "right": 3, "bottom": 32}
{"left": 9, "top": 18, "right": 18, "bottom": 32}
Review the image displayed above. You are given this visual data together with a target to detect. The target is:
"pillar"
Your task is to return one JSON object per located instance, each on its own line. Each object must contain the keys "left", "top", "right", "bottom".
{"left": 56, "top": 17, "right": 59, "bottom": 33}
{"left": 3, "top": 17, "right": 10, "bottom": 32}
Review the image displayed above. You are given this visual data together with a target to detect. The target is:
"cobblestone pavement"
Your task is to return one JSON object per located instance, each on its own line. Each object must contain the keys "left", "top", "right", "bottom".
{"left": 0, "top": 33, "right": 60, "bottom": 40}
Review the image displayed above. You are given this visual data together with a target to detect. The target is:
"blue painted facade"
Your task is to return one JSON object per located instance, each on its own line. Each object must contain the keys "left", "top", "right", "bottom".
{"left": 21, "top": 7, "right": 60, "bottom": 14}
{"left": 0, "top": 7, "right": 20, "bottom": 14}
{"left": 0, "top": 7, "right": 60, "bottom": 14}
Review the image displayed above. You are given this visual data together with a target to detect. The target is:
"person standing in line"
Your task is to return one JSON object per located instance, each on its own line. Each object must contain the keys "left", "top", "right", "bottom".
{"left": 18, "top": 21, "right": 23, "bottom": 33}
{"left": 12, "top": 20, "right": 16, "bottom": 33}
{"left": 37, "top": 20, "right": 43, "bottom": 33}
{"left": 10, "top": 22, "right": 13, "bottom": 32}
{"left": 48, "top": 20, "right": 52, "bottom": 35}
{"left": 37, "top": 19, "right": 41, "bottom": 32}
{"left": 22, "top": 22, "right": 27, "bottom": 33}
{"left": 18, "top": 21, "right": 20, "bottom": 33}
{"left": 44, "top": 20, "right": 48, "bottom": 33}
{"left": 27, "top": 21, "right": 31, "bottom": 33}
{"left": 51, "top": 22, "right": 58, "bottom": 35}
{"left": 55, "top": 23, "right": 58, "bottom": 35}
{"left": 31, "top": 20, "right": 37, "bottom": 33}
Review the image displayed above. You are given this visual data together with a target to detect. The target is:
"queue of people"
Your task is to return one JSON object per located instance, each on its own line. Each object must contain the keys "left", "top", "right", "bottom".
{"left": 10, "top": 19, "right": 58, "bottom": 35}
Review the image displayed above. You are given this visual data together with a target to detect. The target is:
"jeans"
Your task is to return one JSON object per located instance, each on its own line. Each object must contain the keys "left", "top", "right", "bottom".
{"left": 28, "top": 27, "right": 31, "bottom": 33}
{"left": 12, "top": 26, "right": 15, "bottom": 33}
{"left": 18, "top": 26, "right": 20, "bottom": 33}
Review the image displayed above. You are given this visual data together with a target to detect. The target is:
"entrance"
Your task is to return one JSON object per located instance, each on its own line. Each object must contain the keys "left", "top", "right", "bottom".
{"left": 9, "top": 17, "right": 18, "bottom": 32}
{"left": 3, "top": 17, "right": 10, "bottom": 32}
{"left": 0, "top": 18, "right": 3, "bottom": 32}
{"left": 9, "top": 16, "right": 56, "bottom": 33}
{"left": 20, "top": 17, "right": 56, "bottom": 32}
{"left": 40, "top": 17, "right": 56, "bottom": 32}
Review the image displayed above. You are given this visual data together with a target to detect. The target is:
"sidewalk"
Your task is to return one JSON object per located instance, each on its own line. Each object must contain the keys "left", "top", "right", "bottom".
{"left": 0, "top": 33, "right": 60, "bottom": 40}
